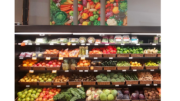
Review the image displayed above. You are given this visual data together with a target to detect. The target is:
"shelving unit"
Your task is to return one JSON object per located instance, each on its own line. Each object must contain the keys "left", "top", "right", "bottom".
{"left": 15, "top": 25, "right": 161, "bottom": 100}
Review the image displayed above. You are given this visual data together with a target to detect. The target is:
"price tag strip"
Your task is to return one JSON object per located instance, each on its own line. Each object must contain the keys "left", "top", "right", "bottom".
{"left": 79, "top": 70, "right": 83, "bottom": 72}
{"left": 72, "top": 43, "right": 76, "bottom": 46}
{"left": 129, "top": 57, "right": 133, "bottom": 59}
{"left": 39, "top": 34, "right": 45, "bottom": 36}
{"left": 136, "top": 44, "right": 140, "bottom": 46}
{"left": 26, "top": 85, "right": 30, "bottom": 87}
{"left": 107, "top": 70, "right": 111, "bottom": 72}
{"left": 94, "top": 57, "right": 98, "bottom": 59}
{"left": 115, "top": 85, "right": 119, "bottom": 87}
{"left": 49, "top": 43, "right": 54, "bottom": 45}
{"left": 19, "top": 57, "right": 24, "bottom": 59}
{"left": 52, "top": 70, "right": 57, "bottom": 73}
{"left": 133, "top": 69, "right": 137, "bottom": 71}
{"left": 150, "top": 69, "right": 154, "bottom": 71}
{"left": 61, "top": 43, "right": 65, "bottom": 45}
{"left": 94, "top": 43, "right": 98, "bottom": 46}
{"left": 77, "top": 85, "right": 82, "bottom": 88}
{"left": 65, "top": 70, "right": 69, "bottom": 72}
{"left": 46, "top": 57, "right": 51, "bottom": 60}
{"left": 122, "top": 70, "right": 126, "bottom": 72}
{"left": 121, "top": 44, "right": 125, "bottom": 45}
{"left": 57, "top": 85, "right": 61, "bottom": 87}
{"left": 94, "top": 70, "right": 98, "bottom": 72}
{"left": 84, "top": 70, "right": 88, "bottom": 72}
{"left": 105, "top": 44, "right": 109, "bottom": 45}
{"left": 154, "top": 84, "right": 157, "bottom": 86}
{"left": 29, "top": 70, "right": 34, "bottom": 73}
{"left": 146, "top": 84, "right": 150, "bottom": 86}
{"left": 152, "top": 43, "right": 156, "bottom": 46}
{"left": 127, "top": 84, "right": 132, "bottom": 86}
{"left": 81, "top": 44, "right": 85, "bottom": 45}
{"left": 109, "top": 57, "right": 113, "bottom": 59}
{"left": 59, "top": 57, "right": 63, "bottom": 60}
{"left": 32, "top": 57, "right": 37, "bottom": 60}
{"left": 81, "top": 57, "right": 85, "bottom": 60}
{"left": 86, "top": 43, "right": 90, "bottom": 45}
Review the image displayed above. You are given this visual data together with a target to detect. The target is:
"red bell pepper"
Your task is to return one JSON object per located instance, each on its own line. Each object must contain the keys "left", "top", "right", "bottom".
{"left": 88, "top": 12, "right": 93, "bottom": 16}
{"left": 89, "top": 1, "right": 94, "bottom": 5}
{"left": 98, "top": 17, "right": 100, "bottom": 21}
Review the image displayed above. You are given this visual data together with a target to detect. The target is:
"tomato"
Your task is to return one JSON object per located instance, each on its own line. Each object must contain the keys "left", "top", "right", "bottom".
{"left": 111, "top": 4, "right": 113, "bottom": 7}
{"left": 98, "top": 17, "right": 100, "bottom": 21}
{"left": 71, "top": 5, "right": 73, "bottom": 10}
{"left": 87, "top": 0, "right": 92, "bottom": 1}
{"left": 106, "top": 9, "right": 110, "bottom": 12}
{"left": 78, "top": 4, "right": 83, "bottom": 11}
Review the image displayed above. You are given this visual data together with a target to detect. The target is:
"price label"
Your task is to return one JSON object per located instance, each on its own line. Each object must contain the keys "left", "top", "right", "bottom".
{"left": 49, "top": 43, "right": 54, "bottom": 45}
{"left": 105, "top": 44, "right": 109, "bottom": 45}
{"left": 94, "top": 57, "right": 98, "bottom": 59}
{"left": 81, "top": 44, "right": 85, "bottom": 45}
{"left": 61, "top": 43, "right": 65, "bottom": 45}
{"left": 39, "top": 34, "right": 45, "bottom": 36}
{"left": 154, "top": 84, "right": 157, "bottom": 86}
{"left": 94, "top": 70, "right": 98, "bottom": 72}
{"left": 18, "top": 43, "right": 21, "bottom": 45}
{"left": 46, "top": 57, "right": 51, "bottom": 60}
{"left": 77, "top": 85, "right": 82, "bottom": 88}
{"left": 94, "top": 43, "right": 98, "bottom": 46}
{"left": 109, "top": 57, "right": 113, "bottom": 59}
{"left": 28, "top": 43, "right": 32, "bottom": 45}
{"left": 81, "top": 57, "right": 85, "bottom": 60}
{"left": 133, "top": 69, "right": 137, "bottom": 71}
{"left": 129, "top": 57, "right": 133, "bottom": 59}
{"left": 79, "top": 70, "right": 83, "bottom": 72}
{"left": 127, "top": 84, "right": 132, "bottom": 86}
{"left": 26, "top": 85, "right": 30, "bottom": 87}
{"left": 86, "top": 43, "right": 90, "bottom": 45}
{"left": 65, "top": 70, "right": 69, "bottom": 72}
{"left": 57, "top": 85, "right": 61, "bottom": 87}
{"left": 136, "top": 44, "right": 140, "bottom": 45}
{"left": 121, "top": 44, "right": 125, "bottom": 45}
{"left": 72, "top": 43, "right": 76, "bottom": 46}
{"left": 32, "top": 57, "right": 37, "bottom": 60}
{"left": 146, "top": 84, "right": 150, "bottom": 86}
{"left": 150, "top": 69, "right": 154, "bottom": 71}
{"left": 122, "top": 70, "right": 126, "bottom": 72}
{"left": 152, "top": 43, "right": 156, "bottom": 46}
{"left": 19, "top": 57, "right": 24, "bottom": 59}
{"left": 36, "top": 43, "right": 40, "bottom": 45}
{"left": 107, "top": 70, "right": 111, "bottom": 72}
{"left": 52, "top": 70, "right": 57, "bottom": 73}
{"left": 29, "top": 70, "right": 34, "bottom": 73}
{"left": 115, "top": 85, "right": 119, "bottom": 87}
{"left": 59, "top": 57, "right": 63, "bottom": 60}
{"left": 84, "top": 70, "right": 88, "bottom": 72}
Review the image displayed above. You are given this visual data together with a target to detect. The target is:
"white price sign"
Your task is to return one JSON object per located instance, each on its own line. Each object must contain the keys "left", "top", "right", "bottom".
{"left": 28, "top": 43, "right": 32, "bottom": 45}
{"left": 129, "top": 57, "right": 133, "bottom": 59}
{"left": 133, "top": 69, "right": 137, "bottom": 71}
{"left": 18, "top": 43, "right": 21, "bottom": 45}
{"left": 94, "top": 70, "right": 98, "bottom": 72}
{"left": 57, "top": 85, "right": 61, "bottom": 87}
{"left": 81, "top": 57, "right": 85, "bottom": 60}
{"left": 39, "top": 34, "right": 45, "bottom": 36}
{"left": 26, "top": 85, "right": 30, "bottom": 87}
{"left": 146, "top": 84, "right": 150, "bottom": 86}
{"left": 127, "top": 84, "right": 132, "bottom": 86}
{"left": 150, "top": 69, "right": 154, "bottom": 71}
{"left": 36, "top": 43, "right": 40, "bottom": 45}
{"left": 94, "top": 43, "right": 98, "bottom": 46}
{"left": 29, "top": 70, "right": 34, "bottom": 73}
{"left": 65, "top": 70, "right": 69, "bottom": 72}
{"left": 79, "top": 70, "right": 83, "bottom": 72}
{"left": 19, "top": 57, "right": 24, "bottom": 59}
{"left": 122, "top": 70, "right": 126, "bottom": 72}
{"left": 152, "top": 43, "right": 156, "bottom": 46}
{"left": 59, "top": 57, "right": 63, "bottom": 60}
{"left": 121, "top": 44, "right": 125, "bottom": 45}
{"left": 107, "top": 70, "right": 111, "bottom": 72}
{"left": 105, "top": 44, "right": 109, "bottom": 45}
{"left": 81, "top": 44, "right": 85, "bottom": 45}
{"left": 72, "top": 43, "right": 76, "bottom": 46}
{"left": 77, "top": 85, "right": 82, "bottom": 88}
{"left": 94, "top": 57, "right": 98, "bottom": 59}
{"left": 86, "top": 43, "right": 90, "bottom": 45}
{"left": 84, "top": 70, "right": 88, "bottom": 72}
{"left": 154, "top": 84, "right": 157, "bottom": 86}
{"left": 109, "top": 57, "right": 113, "bottom": 59}
{"left": 32, "top": 57, "right": 37, "bottom": 60}
{"left": 136, "top": 44, "right": 140, "bottom": 45}
{"left": 49, "top": 43, "right": 54, "bottom": 45}
{"left": 115, "top": 85, "right": 119, "bottom": 87}
{"left": 46, "top": 57, "right": 51, "bottom": 60}
{"left": 52, "top": 70, "right": 57, "bottom": 73}
{"left": 61, "top": 43, "right": 65, "bottom": 45}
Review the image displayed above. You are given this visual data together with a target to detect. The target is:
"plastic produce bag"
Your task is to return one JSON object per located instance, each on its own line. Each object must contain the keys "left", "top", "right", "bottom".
{"left": 114, "top": 36, "right": 122, "bottom": 44}
{"left": 131, "top": 36, "right": 138, "bottom": 44}
{"left": 109, "top": 36, "right": 115, "bottom": 44}
{"left": 102, "top": 36, "right": 109, "bottom": 44}
{"left": 122, "top": 35, "right": 130, "bottom": 44}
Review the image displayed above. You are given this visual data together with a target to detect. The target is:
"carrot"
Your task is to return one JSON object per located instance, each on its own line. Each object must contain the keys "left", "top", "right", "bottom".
{"left": 65, "top": 10, "right": 71, "bottom": 14}
{"left": 60, "top": 5, "right": 72, "bottom": 8}
{"left": 61, "top": 8, "right": 71, "bottom": 11}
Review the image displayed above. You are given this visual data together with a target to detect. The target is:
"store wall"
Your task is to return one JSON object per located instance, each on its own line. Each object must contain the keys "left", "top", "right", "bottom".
{"left": 15, "top": 0, "right": 23, "bottom": 24}
{"left": 15, "top": 0, "right": 161, "bottom": 26}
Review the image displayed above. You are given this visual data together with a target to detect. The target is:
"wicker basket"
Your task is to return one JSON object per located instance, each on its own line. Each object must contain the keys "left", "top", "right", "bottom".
{"left": 126, "top": 80, "right": 139, "bottom": 85}
{"left": 144, "top": 54, "right": 157, "bottom": 57}
{"left": 103, "top": 54, "right": 116, "bottom": 57}
{"left": 18, "top": 66, "right": 32, "bottom": 70}
{"left": 76, "top": 67, "right": 89, "bottom": 70}
{"left": 112, "top": 82, "right": 125, "bottom": 85}
{"left": 97, "top": 81, "right": 110, "bottom": 85}
{"left": 82, "top": 81, "right": 96, "bottom": 85}
{"left": 144, "top": 88, "right": 161, "bottom": 101}
{"left": 117, "top": 54, "right": 130, "bottom": 57}
{"left": 43, "top": 53, "right": 58, "bottom": 57}
{"left": 18, "top": 81, "right": 38, "bottom": 85}
{"left": 139, "top": 80, "right": 152, "bottom": 84}
{"left": 131, "top": 65, "right": 144, "bottom": 70}
{"left": 157, "top": 54, "right": 161, "bottom": 57}
{"left": 38, "top": 82, "right": 52, "bottom": 86}
{"left": 68, "top": 81, "right": 81, "bottom": 85}
{"left": 53, "top": 82, "right": 67, "bottom": 85}
{"left": 131, "top": 54, "right": 144, "bottom": 57}
{"left": 92, "top": 66, "right": 103, "bottom": 70}
{"left": 103, "top": 66, "right": 116, "bottom": 70}
{"left": 117, "top": 66, "right": 130, "bottom": 70}
{"left": 145, "top": 65, "right": 159, "bottom": 70}
{"left": 32, "top": 66, "right": 46, "bottom": 70}
{"left": 89, "top": 54, "right": 102, "bottom": 57}
{"left": 46, "top": 67, "right": 61, "bottom": 70}
{"left": 153, "top": 80, "right": 161, "bottom": 84}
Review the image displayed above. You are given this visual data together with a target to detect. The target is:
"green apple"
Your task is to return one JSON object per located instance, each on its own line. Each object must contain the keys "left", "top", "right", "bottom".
{"left": 17, "top": 98, "right": 21, "bottom": 101}
{"left": 39, "top": 78, "right": 42, "bottom": 81}
{"left": 21, "top": 94, "right": 26, "bottom": 99}
{"left": 69, "top": 11, "right": 73, "bottom": 16}
{"left": 23, "top": 91, "right": 28, "bottom": 95}
{"left": 17, "top": 92, "right": 23, "bottom": 96}
{"left": 40, "top": 80, "right": 44, "bottom": 82}
{"left": 30, "top": 97, "right": 34, "bottom": 101}
{"left": 34, "top": 95, "right": 38, "bottom": 99}
{"left": 31, "top": 94, "right": 36, "bottom": 98}
{"left": 44, "top": 78, "right": 47, "bottom": 81}
{"left": 42, "top": 76, "right": 45, "bottom": 78}
{"left": 28, "top": 90, "right": 32, "bottom": 93}
{"left": 37, "top": 89, "right": 42, "bottom": 93}
{"left": 22, "top": 99, "right": 26, "bottom": 101}
{"left": 32, "top": 90, "right": 36, "bottom": 94}
{"left": 27, "top": 93, "right": 31, "bottom": 97}
{"left": 25, "top": 97, "right": 30, "bottom": 101}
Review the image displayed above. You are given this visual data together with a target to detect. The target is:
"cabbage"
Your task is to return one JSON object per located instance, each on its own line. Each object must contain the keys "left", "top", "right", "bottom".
{"left": 111, "top": 90, "right": 118, "bottom": 97}
{"left": 108, "top": 94, "right": 114, "bottom": 100}
{"left": 103, "top": 89, "right": 110, "bottom": 95}
{"left": 100, "top": 93, "right": 107, "bottom": 100}
{"left": 53, "top": 11, "right": 67, "bottom": 25}
{"left": 86, "top": 90, "right": 92, "bottom": 96}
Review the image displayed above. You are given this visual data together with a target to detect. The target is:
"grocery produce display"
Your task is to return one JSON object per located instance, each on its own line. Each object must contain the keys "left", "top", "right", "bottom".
{"left": 144, "top": 88, "right": 160, "bottom": 100}
{"left": 70, "top": 73, "right": 96, "bottom": 82}
{"left": 130, "top": 89, "right": 145, "bottom": 100}
{"left": 96, "top": 73, "right": 125, "bottom": 82}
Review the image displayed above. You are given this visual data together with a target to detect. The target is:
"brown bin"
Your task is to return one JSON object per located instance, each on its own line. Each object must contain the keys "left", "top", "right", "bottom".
{"left": 153, "top": 80, "right": 161, "bottom": 84}
{"left": 32, "top": 66, "right": 46, "bottom": 70}
{"left": 38, "top": 82, "right": 52, "bottom": 86}
{"left": 97, "top": 81, "right": 110, "bottom": 85}
{"left": 68, "top": 81, "right": 81, "bottom": 85}
{"left": 46, "top": 67, "right": 61, "bottom": 70}
{"left": 53, "top": 82, "right": 67, "bottom": 85}
{"left": 145, "top": 66, "right": 159, "bottom": 70}
{"left": 18, "top": 65, "right": 32, "bottom": 70}
{"left": 93, "top": 66, "right": 103, "bottom": 70}
{"left": 76, "top": 66, "right": 89, "bottom": 70}
{"left": 131, "top": 65, "right": 144, "bottom": 70}
{"left": 89, "top": 54, "right": 102, "bottom": 57}
{"left": 117, "top": 54, "right": 130, "bottom": 57}
{"left": 103, "top": 66, "right": 116, "bottom": 70}
{"left": 139, "top": 80, "right": 152, "bottom": 84}
{"left": 103, "top": 54, "right": 116, "bottom": 57}
{"left": 131, "top": 54, "right": 144, "bottom": 57}
{"left": 83, "top": 81, "right": 96, "bottom": 85}
{"left": 144, "top": 54, "right": 157, "bottom": 57}
{"left": 112, "top": 82, "right": 125, "bottom": 85}
{"left": 117, "top": 66, "right": 130, "bottom": 70}
{"left": 126, "top": 80, "right": 139, "bottom": 85}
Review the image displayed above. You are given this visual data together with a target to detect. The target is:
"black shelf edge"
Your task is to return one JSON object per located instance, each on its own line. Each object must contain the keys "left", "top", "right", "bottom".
{"left": 15, "top": 25, "right": 161, "bottom": 33}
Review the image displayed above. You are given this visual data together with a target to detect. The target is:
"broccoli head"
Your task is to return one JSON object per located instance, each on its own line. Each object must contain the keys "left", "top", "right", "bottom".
{"left": 113, "top": 74, "right": 118, "bottom": 79}
{"left": 107, "top": 78, "right": 111, "bottom": 81}
{"left": 96, "top": 75, "right": 102, "bottom": 79}
{"left": 116, "top": 78, "right": 121, "bottom": 82}
{"left": 111, "top": 79, "right": 116, "bottom": 82}
{"left": 102, "top": 76, "right": 107, "bottom": 81}
{"left": 97, "top": 79, "right": 103, "bottom": 82}
{"left": 117, "top": 73, "right": 123, "bottom": 76}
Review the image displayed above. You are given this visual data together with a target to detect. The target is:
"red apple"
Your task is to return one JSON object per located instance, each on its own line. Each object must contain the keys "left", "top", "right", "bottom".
{"left": 42, "top": 62, "right": 46, "bottom": 65}
{"left": 52, "top": 62, "right": 56, "bottom": 65}
{"left": 53, "top": 64, "right": 56, "bottom": 67}
{"left": 38, "top": 97, "right": 42, "bottom": 101}
{"left": 57, "top": 62, "right": 61, "bottom": 65}
{"left": 43, "top": 88, "right": 47, "bottom": 91}
{"left": 48, "top": 61, "right": 52, "bottom": 64}
{"left": 56, "top": 64, "right": 60, "bottom": 67}
{"left": 33, "top": 64, "right": 37, "bottom": 67}
{"left": 50, "top": 64, "right": 53, "bottom": 67}
{"left": 39, "top": 64, "right": 42, "bottom": 67}
{"left": 54, "top": 60, "right": 57, "bottom": 62}
{"left": 46, "top": 64, "right": 50, "bottom": 67}
{"left": 42, "top": 98, "right": 47, "bottom": 101}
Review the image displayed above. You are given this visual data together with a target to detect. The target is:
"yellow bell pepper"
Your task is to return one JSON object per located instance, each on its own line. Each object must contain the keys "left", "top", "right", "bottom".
{"left": 110, "top": 0, "right": 114, "bottom": 3}
{"left": 82, "top": 21, "right": 88, "bottom": 25}
{"left": 82, "top": 13, "right": 89, "bottom": 19}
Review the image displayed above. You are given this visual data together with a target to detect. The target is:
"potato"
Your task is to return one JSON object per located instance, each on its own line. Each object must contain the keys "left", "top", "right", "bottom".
{"left": 149, "top": 96, "right": 152, "bottom": 99}
{"left": 152, "top": 96, "right": 156, "bottom": 99}
{"left": 144, "top": 90, "right": 148, "bottom": 93}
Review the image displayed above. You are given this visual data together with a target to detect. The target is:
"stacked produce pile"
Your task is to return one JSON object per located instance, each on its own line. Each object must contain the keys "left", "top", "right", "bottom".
{"left": 86, "top": 87, "right": 118, "bottom": 101}
{"left": 152, "top": 73, "right": 161, "bottom": 81}
{"left": 96, "top": 73, "right": 125, "bottom": 82}
{"left": 131, "top": 90, "right": 145, "bottom": 100}
{"left": 44, "top": 49, "right": 59, "bottom": 54}
{"left": 91, "top": 61, "right": 102, "bottom": 66}
{"left": 117, "top": 61, "right": 130, "bottom": 66}
{"left": 117, "top": 47, "right": 144, "bottom": 54}
{"left": 53, "top": 87, "right": 85, "bottom": 101}
{"left": 21, "top": 59, "right": 37, "bottom": 67}
{"left": 145, "top": 60, "right": 159, "bottom": 66}
{"left": 59, "top": 48, "right": 79, "bottom": 57}
{"left": 144, "top": 88, "right": 160, "bottom": 99}
{"left": 53, "top": 75, "right": 69, "bottom": 82}
{"left": 33, "top": 60, "right": 62, "bottom": 67}
{"left": 137, "top": 72, "right": 153, "bottom": 81}
{"left": 143, "top": 48, "right": 158, "bottom": 54}
{"left": 69, "top": 74, "right": 96, "bottom": 82}
{"left": 124, "top": 73, "right": 138, "bottom": 81}
{"left": 101, "top": 60, "right": 117, "bottom": 66}
{"left": 102, "top": 46, "right": 117, "bottom": 54}
{"left": 89, "top": 47, "right": 102, "bottom": 54}
{"left": 130, "top": 61, "right": 142, "bottom": 66}
{"left": 116, "top": 89, "right": 130, "bottom": 100}
{"left": 77, "top": 60, "right": 91, "bottom": 67}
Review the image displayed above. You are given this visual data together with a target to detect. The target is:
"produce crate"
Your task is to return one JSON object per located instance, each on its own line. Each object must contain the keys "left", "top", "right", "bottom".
{"left": 126, "top": 80, "right": 139, "bottom": 85}
{"left": 71, "top": 65, "right": 76, "bottom": 70}
{"left": 89, "top": 54, "right": 102, "bottom": 57}
{"left": 53, "top": 82, "right": 67, "bottom": 85}
{"left": 131, "top": 54, "right": 144, "bottom": 57}
{"left": 97, "top": 81, "right": 110, "bottom": 85}
{"left": 68, "top": 81, "right": 81, "bottom": 85}
{"left": 18, "top": 81, "right": 38, "bottom": 85}
{"left": 38, "top": 82, "right": 52, "bottom": 86}
{"left": 144, "top": 54, "right": 157, "bottom": 57}
{"left": 157, "top": 54, "right": 161, "bottom": 57}
{"left": 139, "top": 80, "right": 152, "bottom": 84}
{"left": 116, "top": 88, "right": 131, "bottom": 101}
{"left": 145, "top": 65, "right": 159, "bottom": 70}
{"left": 46, "top": 67, "right": 61, "bottom": 70}
{"left": 143, "top": 88, "right": 161, "bottom": 101}
{"left": 103, "top": 66, "right": 116, "bottom": 70}
{"left": 18, "top": 65, "right": 32, "bottom": 70}
{"left": 117, "top": 66, "right": 130, "bottom": 70}
{"left": 131, "top": 65, "right": 144, "bottom": 70}
{"left": 76, "top": 66, "right": 89, "bottom": 70}
{"left": 103, "top": 54, "right": 116, "bottom": 57}
{"left": 92, "top": 66, "right": 103, "bottom": 70}
{"left": 43, "top": 53, "right": 58, "bottom": 57}
{"left": 153, "top": 80, "right": 161, "bottom": 84}
{"left": 117, "top": 54, "right": 130, "bottom": 57}
{"left": 112, "top": 82, "right": 125, "bottom": 85}
{"left": 32, "top": 66, "right": 46, "bottom": 70}
{"left": 82, "top": 81, "right": 96, "bottom": 85}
